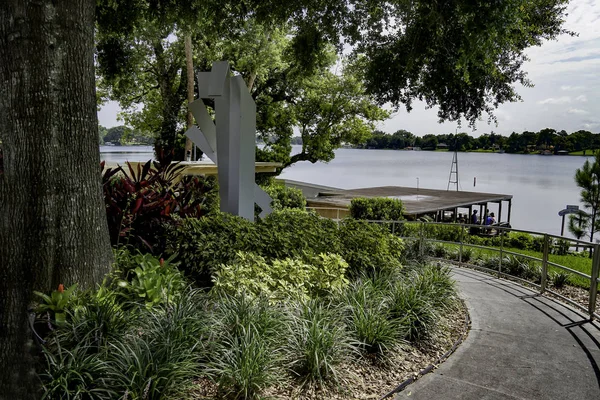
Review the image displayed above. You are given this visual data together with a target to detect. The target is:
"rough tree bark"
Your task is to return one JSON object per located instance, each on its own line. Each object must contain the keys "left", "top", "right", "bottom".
{"left": 0, "top": 1, "right": 113, "bottom": 397}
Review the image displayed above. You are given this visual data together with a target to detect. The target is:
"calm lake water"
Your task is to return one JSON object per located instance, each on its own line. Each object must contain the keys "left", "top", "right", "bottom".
{"left": 100, "top": 145, "right": 591, "bottom": 236}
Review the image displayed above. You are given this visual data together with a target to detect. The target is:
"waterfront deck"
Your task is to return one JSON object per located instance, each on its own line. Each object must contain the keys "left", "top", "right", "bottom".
{"left": 283, "top": 179, "right": 513, "bottom": 223}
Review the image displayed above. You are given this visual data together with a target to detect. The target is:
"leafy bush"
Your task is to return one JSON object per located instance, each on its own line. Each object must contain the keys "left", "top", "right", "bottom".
{"left": 506, "top": 232, "right": 534, "bottom": 250}
{"left": 285, "top": 299, "right": 356, "bottom": 386}
{"left": 213, "top": 252, "right": 349, "bottom": 301}
{"left": 338, "top": 219, "right": 404, "bottom": 276}
{"left": 350, "top": 197, "right": 405, "bottom": 221}
{"left": 264, "top": 183, "right": 306, "bottom": 211}
{"left": 422, "top": 224, "right": 465, "bottom": 243}
{"left": 166, "top": 212, "right": 259, "bottom": 286}
{"left": 257, "top": 209, "right": 341, "bottom": 261}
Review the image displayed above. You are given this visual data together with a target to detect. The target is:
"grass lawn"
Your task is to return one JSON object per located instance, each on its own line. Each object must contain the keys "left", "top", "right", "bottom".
{"left": 569, "top": 149, "right": 596, "bottom": 156}
{"left": 434, "top": 242, "right": 594, "bottom": 288}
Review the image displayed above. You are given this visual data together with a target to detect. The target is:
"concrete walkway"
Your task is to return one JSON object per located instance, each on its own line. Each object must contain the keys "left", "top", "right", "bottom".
{"left": 396, "top": 267, "right": 600, "bottom": 400}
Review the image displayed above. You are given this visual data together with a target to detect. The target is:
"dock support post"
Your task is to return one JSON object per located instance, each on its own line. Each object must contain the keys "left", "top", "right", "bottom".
{"left": 507, "top": 199, "right": 512, "bottom": 225}
{"left": 498, "top": 201, "right": 503, "bottom": 224}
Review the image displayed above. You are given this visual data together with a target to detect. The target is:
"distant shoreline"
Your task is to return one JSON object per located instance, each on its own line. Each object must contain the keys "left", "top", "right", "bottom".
{"left": 352, "top": 148, "right": 594, "bottom": 156}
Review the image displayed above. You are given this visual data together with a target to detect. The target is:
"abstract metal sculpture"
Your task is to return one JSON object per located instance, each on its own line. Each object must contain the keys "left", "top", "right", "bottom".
{"left": 185, "top": 61, "right": 272, "bottom": 221}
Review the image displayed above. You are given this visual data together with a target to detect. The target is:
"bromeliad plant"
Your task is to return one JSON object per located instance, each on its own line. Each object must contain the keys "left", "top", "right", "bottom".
{"left": 105, "top": 251, "right": 186, "bottom": 309}
{"left": 34, "top": 284, "right": 78, "bottom": 326}
{"left": 102, "top": 160, "right": 216, "bottom": 252}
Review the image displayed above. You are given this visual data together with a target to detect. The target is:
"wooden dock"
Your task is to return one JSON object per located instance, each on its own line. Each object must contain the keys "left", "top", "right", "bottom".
{"left": 283, "top": 179, "right": 513, "bottom": 224}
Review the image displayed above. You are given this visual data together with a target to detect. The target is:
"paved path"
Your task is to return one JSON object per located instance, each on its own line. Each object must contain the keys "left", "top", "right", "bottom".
{"left": 395, "top": 267, "right": 600, "bottom": 400}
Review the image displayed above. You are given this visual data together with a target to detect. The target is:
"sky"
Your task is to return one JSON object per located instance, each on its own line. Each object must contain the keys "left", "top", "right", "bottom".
{"left": 97, "top": 0, "right": 600, "bottom": 138}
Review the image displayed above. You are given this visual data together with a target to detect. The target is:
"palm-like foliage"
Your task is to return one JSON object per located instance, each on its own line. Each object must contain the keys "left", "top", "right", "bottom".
{"left": 571, "top": 151, "right": 600, "bottom": 243}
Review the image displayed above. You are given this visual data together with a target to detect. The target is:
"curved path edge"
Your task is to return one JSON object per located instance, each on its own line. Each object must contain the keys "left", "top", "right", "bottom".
{"left": 394, "top": 266, "right": 600, "bottom": 400}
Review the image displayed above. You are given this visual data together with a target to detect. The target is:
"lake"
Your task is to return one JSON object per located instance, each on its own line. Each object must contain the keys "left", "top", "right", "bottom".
{"left": 100, "top": 145, "right": 591, "bottom": 236}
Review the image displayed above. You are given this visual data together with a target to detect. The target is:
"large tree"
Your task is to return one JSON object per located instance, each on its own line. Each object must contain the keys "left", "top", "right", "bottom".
{"left": 0, "top": 0, "right": 112, "bottom": 397}
{"left": 352, "top": 0, "right": 572, "bottom": 125}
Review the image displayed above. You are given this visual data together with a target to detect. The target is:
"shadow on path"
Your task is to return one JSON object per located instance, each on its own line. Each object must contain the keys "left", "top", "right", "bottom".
{"left": 395, "top": 267, "right": 600, "bottom": 400}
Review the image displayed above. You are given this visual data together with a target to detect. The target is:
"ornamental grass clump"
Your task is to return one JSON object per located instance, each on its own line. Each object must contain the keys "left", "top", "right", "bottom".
{"left": 344, "top": 279, "right": 400, "bottom": 356}
{"left": 284, "top": 299, "right": 358, "bottom": 387}
{"left": 40, "top": 343, "right": 116, "bottom": 400}
{"left": 208, "top": 293, "right": 285, "bottom": 399}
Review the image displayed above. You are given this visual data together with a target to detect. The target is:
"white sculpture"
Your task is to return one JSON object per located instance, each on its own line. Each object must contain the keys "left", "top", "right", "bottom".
{"left": 185, "top": 61, "right": 273, "bottom": 221}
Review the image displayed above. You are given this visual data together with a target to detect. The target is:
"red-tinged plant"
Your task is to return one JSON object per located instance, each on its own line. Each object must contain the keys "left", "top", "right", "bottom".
{"left": 102, "top": 160, "right": 217, "bottom": 253}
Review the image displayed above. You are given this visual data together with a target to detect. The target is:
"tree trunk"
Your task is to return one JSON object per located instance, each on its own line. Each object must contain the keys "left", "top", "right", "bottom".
{"left": 184, "top": 34, "right": 195, "bottom": 159}
{"left": 0, "top": 1, "right": 113, "bottom": 396}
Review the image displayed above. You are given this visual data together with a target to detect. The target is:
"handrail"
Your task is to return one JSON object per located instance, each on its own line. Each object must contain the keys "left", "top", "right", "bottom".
{"left": 307, "top": 207, "right": 600, "bottom": 320}
{"left": 400, "top": 220, "right": 600, "bottom": 320}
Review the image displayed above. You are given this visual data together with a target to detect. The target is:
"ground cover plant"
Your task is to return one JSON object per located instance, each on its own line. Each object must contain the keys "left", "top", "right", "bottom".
{"left": 35, "top": 209, "right": 463, "bottom": 399}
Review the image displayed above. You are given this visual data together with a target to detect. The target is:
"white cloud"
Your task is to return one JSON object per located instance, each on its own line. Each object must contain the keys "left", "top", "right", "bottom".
{"left": 575, "top": 94, "right": 588, "bottom": 102}
{"left": 560, "top": 85, "right": 584, "bottom": 91}
{"left": 567, "top": 108, "right": 589, "bottom": 115}
{"left": 538, "top": 96, "right": 572, "bottom": 105}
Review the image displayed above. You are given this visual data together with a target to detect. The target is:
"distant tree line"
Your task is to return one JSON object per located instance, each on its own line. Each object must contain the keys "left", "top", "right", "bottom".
{"left": 99, "top": 125, "right": 154, "bottom": 146}
{"left": 362, "top": 128, "right": 600, "bottom": 154}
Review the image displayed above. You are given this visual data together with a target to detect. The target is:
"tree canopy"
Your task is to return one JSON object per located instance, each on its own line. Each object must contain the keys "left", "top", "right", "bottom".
{"left": 96, "top": 0, "right": 573, "bottom": 167}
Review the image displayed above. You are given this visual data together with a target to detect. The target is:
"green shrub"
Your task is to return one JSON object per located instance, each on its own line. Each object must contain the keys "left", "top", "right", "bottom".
{"left": 257, "top": 209, "right": 341, "bottom": 260}
{"left": 422, "top": 224, "right": 465, "bottom": 243}
{"left": 213, "top": 252, "right": 349, "bottom": 301}
{"left": 264, "top": 184, "right": 306, "bottom": 211}
{"left": 350, "top": 197, "right": 405, "bottom": 221}
{"left": 339, "top": 219, "right": 404, "bottom": 276}
{"left": 506, "top": 232, "right": 534, "bottom": 250}
{"left": 166, "top": 212, "right": 259, "bottom": 286}
{"left": 285, "top": 299, "right": 356, "bottom": 386}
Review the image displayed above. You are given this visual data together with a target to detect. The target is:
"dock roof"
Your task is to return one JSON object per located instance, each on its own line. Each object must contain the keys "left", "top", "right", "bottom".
{"left": 283, "top": 180, "right": 512, "bottom": 216}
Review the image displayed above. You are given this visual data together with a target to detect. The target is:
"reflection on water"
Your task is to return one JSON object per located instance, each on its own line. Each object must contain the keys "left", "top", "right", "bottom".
{"left": 100, "top": 144, "right": 591, "bottom": 236}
